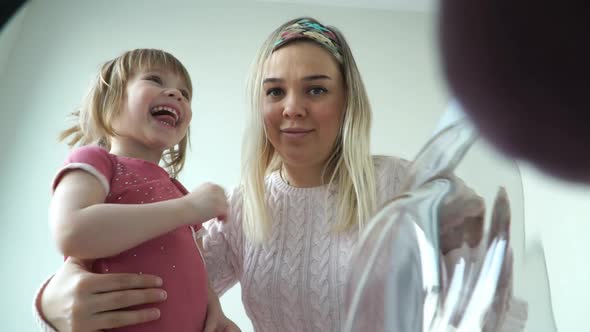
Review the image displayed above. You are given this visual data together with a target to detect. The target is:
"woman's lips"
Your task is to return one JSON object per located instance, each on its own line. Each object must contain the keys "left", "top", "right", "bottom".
{"left": 281, "top": 128, "right": 314, "bottom": 138}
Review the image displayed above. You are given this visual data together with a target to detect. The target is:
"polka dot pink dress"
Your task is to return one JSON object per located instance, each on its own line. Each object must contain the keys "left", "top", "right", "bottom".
{"left": 52, "top": 145, "right": 208, "bottom": 332}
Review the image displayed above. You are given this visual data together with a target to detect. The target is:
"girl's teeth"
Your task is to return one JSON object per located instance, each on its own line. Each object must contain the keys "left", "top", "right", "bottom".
{"left": 150, "top": 106, "right": 179, "bottom": 121}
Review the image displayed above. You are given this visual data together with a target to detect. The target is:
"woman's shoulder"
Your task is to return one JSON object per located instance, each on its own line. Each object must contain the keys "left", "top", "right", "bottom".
{"left": 227, "top": 185, "right": 244, "bottom": 209}
{"left": 372, "top": 155, "right": 411, "bottom": 175}
{"left": 372, "top": 155, "right": 411, "bottom": 199}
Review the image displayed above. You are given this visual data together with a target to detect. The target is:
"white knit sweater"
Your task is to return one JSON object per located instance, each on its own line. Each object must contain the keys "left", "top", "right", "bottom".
{"left": 202, "top": 156, "right": 409, "bottom": 332}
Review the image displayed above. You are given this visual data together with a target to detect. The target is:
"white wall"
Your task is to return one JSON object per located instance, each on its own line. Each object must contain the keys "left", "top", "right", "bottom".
{"left": 519, "top": 164, "right": 590, "bottom": 332}
{"left": 1, "top": 0, "right": 587, "bottom": 331}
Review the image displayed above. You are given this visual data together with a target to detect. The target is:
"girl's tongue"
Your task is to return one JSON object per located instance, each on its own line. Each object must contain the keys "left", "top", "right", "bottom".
{"left": 153, "top": 114, "right": 176, "bottom": 127}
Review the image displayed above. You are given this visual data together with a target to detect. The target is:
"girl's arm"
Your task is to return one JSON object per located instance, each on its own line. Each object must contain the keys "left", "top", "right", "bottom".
{"left": 50, "top": 170, "right": 227, "bottom": 259}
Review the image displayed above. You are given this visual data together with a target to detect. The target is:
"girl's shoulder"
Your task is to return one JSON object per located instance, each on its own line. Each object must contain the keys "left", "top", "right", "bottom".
{"left": 68, "top": 145, "right": 112, "bottom": 160}
{"left": 63, "top": 145, "right": 116, "bottom": 174}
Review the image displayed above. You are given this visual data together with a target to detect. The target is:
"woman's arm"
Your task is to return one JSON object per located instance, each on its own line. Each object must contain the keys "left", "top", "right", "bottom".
{"left": 196, "top": 237, "right": 241, "bottom": 332}
{"left": 202, "top": 220, "right": 242, "bottom": 295}
{"left": 36, "top": 257, "right": 165, "bottom": 332}
{"left": 202, "top": 283, "right": 241, "bottom": 332}
{"left": 51, "top": 170, "right": 227, "bottom": 259}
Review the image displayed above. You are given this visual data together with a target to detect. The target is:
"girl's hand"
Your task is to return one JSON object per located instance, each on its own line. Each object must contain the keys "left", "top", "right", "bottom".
{"left": 185, "top": 183, "right": 229, "bottom": 223}
{"left": 41, "top": 257, "right": 165, "bottom": 332}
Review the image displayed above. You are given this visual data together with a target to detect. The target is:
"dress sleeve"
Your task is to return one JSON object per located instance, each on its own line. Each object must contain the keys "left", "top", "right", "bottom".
{"left": 52, "top": 145, "right": 114, "bottom": 194}
{"left": 201, "top": 187, "right": 244, "bottom": 296}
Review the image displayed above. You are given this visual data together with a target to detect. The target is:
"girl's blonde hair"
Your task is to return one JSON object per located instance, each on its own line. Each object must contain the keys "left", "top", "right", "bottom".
{"left": 242, "top": 17, "right": 377, "bottom": 242}
{"left": 59, "top": 48, "right": 192, "bottom": 178}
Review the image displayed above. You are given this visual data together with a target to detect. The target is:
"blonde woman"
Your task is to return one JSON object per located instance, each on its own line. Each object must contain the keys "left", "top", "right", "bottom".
{"left": 35, "top": 18, "right": 490, "bottom": 332}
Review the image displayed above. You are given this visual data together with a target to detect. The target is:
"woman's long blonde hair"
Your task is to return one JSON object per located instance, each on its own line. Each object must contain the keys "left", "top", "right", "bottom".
{"left": 242, "top": 17, "right": 377, "bottom": 243}
{"left": 59, "top": 48, "right": 192, "bottom": 178}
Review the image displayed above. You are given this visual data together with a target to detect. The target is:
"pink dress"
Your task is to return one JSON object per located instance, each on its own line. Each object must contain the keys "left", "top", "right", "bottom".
{"left": 53, "top": 145, "right": 208, "bottom": 332}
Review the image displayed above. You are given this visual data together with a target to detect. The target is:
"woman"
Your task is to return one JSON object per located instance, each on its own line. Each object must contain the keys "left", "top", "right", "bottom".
{"left": 35, "top": 17, "right": 492, "bottom": 332}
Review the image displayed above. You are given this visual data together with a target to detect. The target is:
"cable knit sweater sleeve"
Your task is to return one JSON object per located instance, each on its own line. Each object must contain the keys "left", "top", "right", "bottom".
{"left": 202, "top": 187, "right": 244, "bottom": 296}
{"left": 373, "top": 155, "right": 411, "bottom": 206}
{"left": 32, "top": 277, "right": 58, "bottom": 332}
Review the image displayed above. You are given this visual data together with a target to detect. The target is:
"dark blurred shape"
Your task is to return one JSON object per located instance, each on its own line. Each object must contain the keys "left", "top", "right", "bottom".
{"left": 439, "top": 0, "right": 590, "bottom": 183}
{"left": 1, "top": 0, "right": 27, "bottom": 31}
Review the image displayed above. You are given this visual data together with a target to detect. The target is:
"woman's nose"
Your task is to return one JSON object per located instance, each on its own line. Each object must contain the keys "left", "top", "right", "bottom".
{"left": 282, "top": 94, "right": 306, "bottom": 118}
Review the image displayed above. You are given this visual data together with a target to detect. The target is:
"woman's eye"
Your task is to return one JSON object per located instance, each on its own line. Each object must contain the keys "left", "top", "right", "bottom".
{"left": 266, "top": 88, "right": 283, "bottom": 97}
{"left": 309, "top": 87, "right": 327, "bottom": 96}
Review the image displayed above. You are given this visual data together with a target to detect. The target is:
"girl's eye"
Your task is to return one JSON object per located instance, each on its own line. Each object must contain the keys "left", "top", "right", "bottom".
{"left": 266, "top": 88, "right": 284, "bottom": 98}
{"left": 309, "top": 87, "right": 327, "bottom": 96}
{"left": 146, "top": 75, "right": 163, "bottom": 84}
{"left": 180, "top": 90, "right": 190, "bottom": 99}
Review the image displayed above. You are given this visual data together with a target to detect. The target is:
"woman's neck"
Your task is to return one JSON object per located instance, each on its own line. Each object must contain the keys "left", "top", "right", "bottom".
{"left": 281, "top": 163, "right": 332, "bottom": 188}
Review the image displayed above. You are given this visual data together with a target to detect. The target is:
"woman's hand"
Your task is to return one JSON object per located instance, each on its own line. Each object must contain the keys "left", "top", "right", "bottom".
{"left": 203, "top": 310, "right": 241, "bottom": 332}
{"left": 482, "top": 188, "right": 515, "bottom": 331}
{"left": 438, "top": 176, "right": 486, "bottom": 255}
{"left": 203, "top": 285, "right": 241, "bottom": 332}
{"left": 41, "top": 257, "right": 166, "bottom": 332}
{"left": 438, "top": 182, "right": 518, "bottom": 330}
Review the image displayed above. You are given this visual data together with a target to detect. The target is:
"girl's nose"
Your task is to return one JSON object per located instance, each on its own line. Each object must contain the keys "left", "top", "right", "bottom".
{"left": 165, "top": 88, "right": 182, "bottom": 101}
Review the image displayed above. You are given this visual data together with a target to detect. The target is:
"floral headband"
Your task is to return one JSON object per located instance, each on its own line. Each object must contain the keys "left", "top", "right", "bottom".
{"left": 273, "top": 18, "right": 343, "bottom": 63}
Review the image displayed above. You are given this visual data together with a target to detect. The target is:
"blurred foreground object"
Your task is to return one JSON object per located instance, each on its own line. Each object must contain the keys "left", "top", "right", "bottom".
{"left": 439, "top": 1, "right": 590, "bottom": 183}
{"left": 344, "top": 120, "right": 556, "bottom": 331}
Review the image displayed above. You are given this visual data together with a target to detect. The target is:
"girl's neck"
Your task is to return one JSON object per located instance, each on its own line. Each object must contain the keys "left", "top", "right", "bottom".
{"left": 109, "top": 140, "right": 163, "bottom": 165}
{"left": 280, "top": 163, "right": 333, "bottom": 188}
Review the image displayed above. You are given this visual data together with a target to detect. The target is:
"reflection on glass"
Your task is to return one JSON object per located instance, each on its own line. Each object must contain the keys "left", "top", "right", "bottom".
{"left": 344, "top": 120, "right": 556, "bottom": 332}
